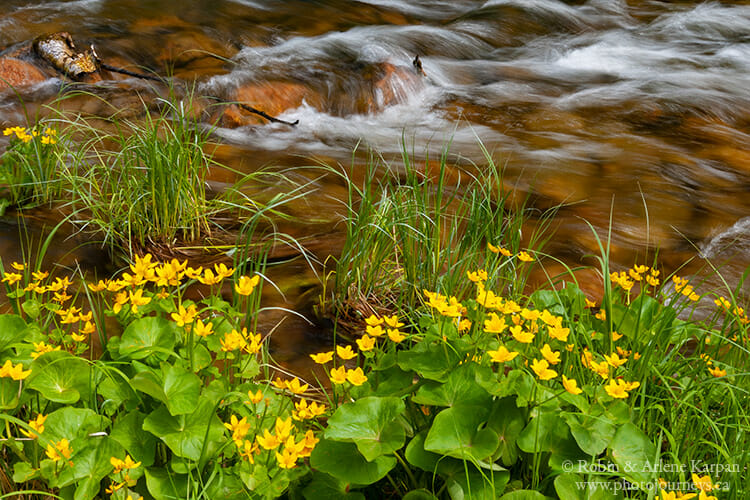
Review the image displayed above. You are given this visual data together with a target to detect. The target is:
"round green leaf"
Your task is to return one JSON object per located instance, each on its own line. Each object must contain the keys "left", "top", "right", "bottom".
{"left": 325, "top": 396, "right": 405, "bottom": 461}
{"left": 0, "top": 314, "right": 28, "bottom": 351}
{"left": 609, "top": 423, "right": 657, "bottom": 484}
{"left": 27, "top": 351, "right": 92, "bottom": 404}
{"left": 310, "top": 439, "right": 396, "bottom": 486}
{"left": 424, "top": 405, "right": 498, "bottom": 461}
{"left": 162, "top": 364, "right": 201, "bottom": 416}
{"left": 119, "top": 317, "right": 178, "bottom": 361}
{"left": 142, "top": 399, "right": 225, "bottom": 461}
{"left": 561, "top": 412, "right": 616, "bottom": 457}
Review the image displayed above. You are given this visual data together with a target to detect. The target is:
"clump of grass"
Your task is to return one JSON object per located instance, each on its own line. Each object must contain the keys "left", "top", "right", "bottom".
{"left": 327, "top": 143, "right": 555, "bottom": 323}
{"left": 0, "top": 123, "right": 71, "bottom": 212}
{"left": 61, "top": 91, "right": 216, "bottom": 255}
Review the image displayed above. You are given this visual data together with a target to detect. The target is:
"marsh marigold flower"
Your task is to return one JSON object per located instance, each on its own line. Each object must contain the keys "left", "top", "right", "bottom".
{"left": 511, "top": 325, "right": 534, "bottom": 344}
{"left": 336, "top": 345, "right": 357, "bottom": 360}
{"left": 19, "top": 414, "right": 47, "bottom": 439}
{"left": 540, "top": 344, "right": 561, "bottom": 365}
{"left": 562, "top": 375, "right": 582, "bottom": 395}
{"left": 387, "top": 328, "right": 406, "bottom": 343}
{"left": 110, "top": 455, "right": 141, "bottom": 473}
{"left": 193, "top": 319, "right": 214, "bottom": 337}
{"left": 356, "top": 334, "right": 376, "bottom": 352}
{"left": 309, "top": 351, "right": 333, "bottom": 364}
{"left": 330, "top": 366, "right": 348, "bottom": 385}
{"left": 484, "top": 313, "right": 508, "bottom": 334}
{"left": 0, "top": 360, "right": 31, "bottom": 380}
{"left": 488, "top": 346, "right": 518, "bottom": 363}
{"left": 517, "top": 251, "right": 535, "bottom": 262}
{"left": 235, "top": 275, "right": 260, "bottom": 296}
{"left": 467, "top": 270, "right": 488, "bottom": 282}
{"left": 346, "top": 367, "right": 368, "bottom": 386}
{"left": 531, "top": 359, "right": 557, "bottom": 380}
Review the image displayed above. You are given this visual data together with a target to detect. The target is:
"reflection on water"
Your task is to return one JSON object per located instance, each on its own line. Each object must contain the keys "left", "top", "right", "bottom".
{"left": 1, "top": 0, "right": 749, "bottom": 372}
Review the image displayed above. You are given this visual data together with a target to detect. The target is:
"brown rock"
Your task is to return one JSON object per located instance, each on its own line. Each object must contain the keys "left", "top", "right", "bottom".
{"left": 0, "top": 58, "right": 46, "bottom": 89}
{"left": 214, "top": 81, "right": 320, "bottom": 127}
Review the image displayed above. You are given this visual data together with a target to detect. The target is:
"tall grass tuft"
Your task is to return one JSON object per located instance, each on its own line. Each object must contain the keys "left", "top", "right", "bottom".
{"left": 328, "top": 143, "right": 556, "bottom": 322}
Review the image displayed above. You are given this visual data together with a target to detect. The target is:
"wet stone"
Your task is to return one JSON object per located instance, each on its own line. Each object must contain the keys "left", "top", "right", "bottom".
{"left": 0, "top": 57, "right": 46, "bottom": 89}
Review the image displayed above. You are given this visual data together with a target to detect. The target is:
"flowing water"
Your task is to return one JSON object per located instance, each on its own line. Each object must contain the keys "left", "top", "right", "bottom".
{"left": 1, "top": 0, "right": 749, "bottom": 372}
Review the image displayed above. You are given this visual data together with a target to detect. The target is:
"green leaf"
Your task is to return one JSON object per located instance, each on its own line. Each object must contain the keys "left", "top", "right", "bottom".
{"left": 27, "top": 351, "right": 92, "bottom": 404}
{"left": 494, "top": 369, "right": 534, "bottom": 407}
{"left": 486, "top": 398, "right": 525, "bottom": 466}
{"left": 60, "top": 437, "right": 124, "bottom": 500}
{"left": 119, "top": 316, "right": 178, "bottom": 361}
{"left": 145, "top": 468, "right": 189, "bottom": 500}
{"left": 499, "top": 490, "right": 550, "bottom": 499}
{"left": 21, "top": 299, "right": 41, "bottom": 320}
{"left": 43, "top": 407, "right": 109, "bottom": 444}
{"left": 413, "top": 362, "right": 493, "bottom": 408}
{"left": 0, "top": 314, "right": 28, "bottom": 351}
{"left": 130, "top": 369, "right": 167, "bottom": 405}
{"left": 609, "top": 423, "right": 657, "bottom": 484}
{"left": 204, "top": 468, "right": 250, "bottom": 500}
{"left": 562, "top": 411, "right": 616, "bottom": 456}
{"left": 303, "top": 471, "right": 366, "bottom": 500}
{"left": 162, "top": 364, "right": 201, "bottom": 416}
{"left": 518, "top": 412, "right": 587, "bottom": 471}
{"left": 403, "top": 490, "right": 439, "bottom": 500}
{"left": 110, "top": 410, "right": 157, "bottom": 467}
{"left": 142, "top": 399, "right": 224, "bottom": 461}
{"left": 0, "top": 377, "right": 19, "bottom": 410}
{"left": 554, "top": 473, "right": 625, "bottom": 499}
{"left": 310, "top": 439, "right": 396, "bottom": 485}
{"left": 398, "top": 341, "right": 461, "bottom": 382}
{"left": 325, "top": 396, "right": 405, "bottom": 461}
{"left": 447, "top": 468, "right": 510, "bottom": 500}
{"left": 12, "top": 462, "right": 38, "bottom": 483}
{"left": 424, "top": 405, "right": 498, "bottom": 461}
{"left": 405, "top": 431, "right": 442, "bottom": 473}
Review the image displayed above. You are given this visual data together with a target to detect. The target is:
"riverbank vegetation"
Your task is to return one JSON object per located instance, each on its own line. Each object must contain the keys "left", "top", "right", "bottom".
{"left": 0, "top": 109, "right": 747, "bottom": 500}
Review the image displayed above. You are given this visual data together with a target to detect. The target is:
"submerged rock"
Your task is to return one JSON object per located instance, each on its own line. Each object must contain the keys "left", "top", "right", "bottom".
{"left": 0, "top": 57, "right": 46, "bottom": 89}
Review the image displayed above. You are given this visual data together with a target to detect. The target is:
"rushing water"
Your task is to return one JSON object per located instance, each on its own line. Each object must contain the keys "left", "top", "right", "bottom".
{"left": 1, "top": 0, "right": 749, "bottom": 370}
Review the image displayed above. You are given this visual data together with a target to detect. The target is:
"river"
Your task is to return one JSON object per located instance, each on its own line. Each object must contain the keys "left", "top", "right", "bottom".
{"left": 1, "top": 0, "right": 749, "bottom": 372}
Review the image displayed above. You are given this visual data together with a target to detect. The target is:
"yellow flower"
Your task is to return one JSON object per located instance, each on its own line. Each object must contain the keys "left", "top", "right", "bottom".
{"left": 692, "top": 474, "right": 717, "bottom": 492}
{"left": 0, "top": 360, "right": 31, "bottom": 380}
{"left": 584, "top": 298, "right": 596, "bottom": 308}
{"left": 366, "top": 324, "right": 385, "bottom": 337}
{"left": 256, "top": 429, "right": 281, "bottom": 450}
{"left": 548, "top": 324, "right": 570, "bottom": 342}
{"left": 185, "top": 266, "right": 203, "bottom": 279}
{"left": 128, "top": 289, "right": 151, "bottom": 313}
{"left": 611, "top": 331, "right": 623, "bottom": 341}
{"left": 590, "top": 360, "right": 610, "bottom": 380}
{"left": 238, "top": 439, "right": 258, "bottom": 463}
{"left": 604, "top": 379, "right": 638, "bottom": 399}
{"left": 299, "top": 429, "right": 319, "bottom": 457}
{"left": 220, "top": 330, "right": 247, "bottom": 352}
{"left": 511, "top": 325, "right": 534, "bottom": 344}
{"left": 31, "top": 341, "right": 61, "bottom": 360}
{"left": 383, "top": 315, "right": 404, "bottom": 328}
{"left": 364, "top": 315, "right": 383, "bottom": 326}
{"left": 530, "top": 359, "right": 557, "bottom": 380}
{"left": 10, "top": 262, "right": 24, "bottom": 271}
{"left": 193, "top": 319, "right": 214, "bottom": 337}
{"left": 387, "top": 328, "right": 406, "bottom": 343}
{"left": 235, "top": 275, "right": 261, "bottom": 296}
{"left": 488, "top": 346, "right": 518, "bottom": 363}
{"left": 356, "top": 334, "right": 376, "bottom": 352}
{"left": 275, "top": 417, "right": 294, "bottom": 441}
{"left": 110, "top": 454, "right": 141, "bottom": 474}
{"left": 488, "top": 243, "right": 512, "bottom": 256}
{"left": 336, "top": 345, "right": 357, "bottom": 360}
{"left": 46, "top": 438, "right": 73, "bottom": 461}
{"left": 562, "top": 375, "right": 582, "bottom": 395}
{"left": 330, "top": 366, "right": 348, "bottom": 385}
{"left": 19, "top": 414, "right": 47, "bottom": 439}
{"left": 708, "top": 366, "right": 726, "bottom": 377}
{"left": 517, "top": 251, "right": 535, "bottom": 262}
{"left": 213, "top": 263, "right": 234, "bottom": 280}
{"left": 346, "top": 367, "right": 368, "bottom": 386}
{"left": 171, "top": 304, "right": 199, "bottom": 326}
{"left": 223, "top": 415, "right": 251, "bottom": 445}
{"left": 458, "top": 319, "right": 472, "bottom": 332}
{"left": 484, "top": 313, "right": 508, "bottom": 334}
{"left": 540, "top": 344, "right": 561, "bottom": 365}
{"left": 697, "top": 492, "right": 717, "bottom": 500}
{"left": 309, "top": 351, "right": 333, "bottom": 364}
{"left": 275, "top": 448, "right": 298, "bottom": 469}
{"left": 198, "top": 269, "right": 221, "bottom": 285}
{"left": 285, "top": 377, "right": 309, "bottom": 395}
{"left": 467, "top": 270, "right": 488, "bottom": 282}
{"left": 1, "top": 272, "right": 22, "bottom": 285}
{"left": 246, "top": 389, "right": 264, "bottom": 405}
{"left": 293, "top": 399, "right": 327, "bottom": 420}
{"left": 604, "top": 353, "right": 627, "bottom": 368}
